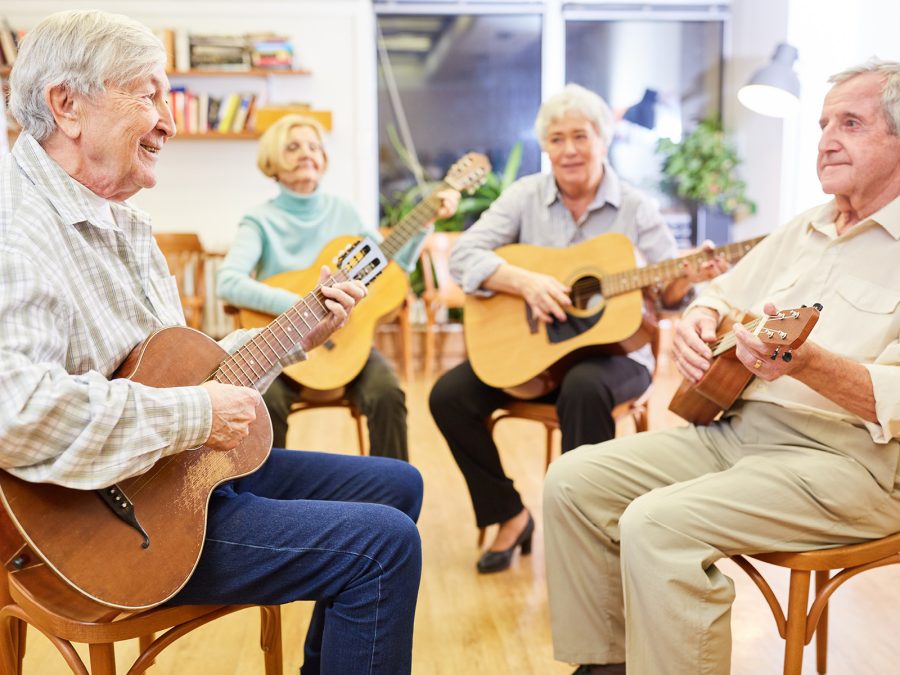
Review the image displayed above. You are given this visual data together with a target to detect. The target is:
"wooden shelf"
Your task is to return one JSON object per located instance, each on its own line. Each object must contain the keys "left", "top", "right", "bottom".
{"left": 173, "top": 131, "right": 259, "bottom": 140}
{"left": 167, "top": 68, "right": 311, "bottom": 77}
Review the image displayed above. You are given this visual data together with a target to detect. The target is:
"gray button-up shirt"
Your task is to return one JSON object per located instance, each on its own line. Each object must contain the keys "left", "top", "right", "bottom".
{"left": 450, "top": 166, "right": 678, "bottom": 373}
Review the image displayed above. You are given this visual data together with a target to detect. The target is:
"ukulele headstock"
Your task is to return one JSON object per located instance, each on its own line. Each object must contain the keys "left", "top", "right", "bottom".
{"left": 757, "top": 303, "right": 822, "bottom": 351}
{"left": 444, "top": 152, "right": 492, "bottom": 194}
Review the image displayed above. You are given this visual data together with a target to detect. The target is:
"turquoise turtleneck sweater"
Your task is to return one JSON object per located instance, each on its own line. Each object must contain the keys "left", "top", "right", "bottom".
{"left": 217, "top": 185, "right": 424, "bottom": 316}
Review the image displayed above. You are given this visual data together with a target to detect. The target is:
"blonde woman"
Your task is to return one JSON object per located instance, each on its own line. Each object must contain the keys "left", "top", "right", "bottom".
{"left": 218, "top": 115, "right": 458, "bottom": 458}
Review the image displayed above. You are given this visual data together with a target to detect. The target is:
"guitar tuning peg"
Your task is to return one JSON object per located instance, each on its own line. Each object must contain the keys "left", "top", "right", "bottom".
{"left": 782, "top": 350, "right": 793, "bottom": 362}
{"left": 813, "top": 303, "right": 823, "bottom": 311}
{"left": 770, "top": 346, "right": 780, "bottom": 360}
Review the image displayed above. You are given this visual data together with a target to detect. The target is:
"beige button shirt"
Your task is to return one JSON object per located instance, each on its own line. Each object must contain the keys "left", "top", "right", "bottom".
{"left": 691, "top": 196, "right": 900, "bottom": 443}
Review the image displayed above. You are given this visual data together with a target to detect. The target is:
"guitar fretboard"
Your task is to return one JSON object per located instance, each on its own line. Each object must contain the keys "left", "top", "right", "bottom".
{"left": 711, "top": 316, "right": 763, "bottom": 357}
{"left": 598, "top": 236, "right": 766, "bottom": 299}
{"left": 379, "top": 183, "right": 447, "bottom": 260}
{"left": 213, "top": 269, "right": 351, "bottom": 387}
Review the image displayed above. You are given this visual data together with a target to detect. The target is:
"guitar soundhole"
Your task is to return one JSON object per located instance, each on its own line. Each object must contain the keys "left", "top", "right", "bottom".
{"left": 571, "top": 275, "right": 603, "bottom": 311}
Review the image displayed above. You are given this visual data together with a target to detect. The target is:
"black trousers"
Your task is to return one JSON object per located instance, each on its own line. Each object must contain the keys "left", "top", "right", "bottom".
{"left": 264, "top": 349, "right": 409, "bottom": 461}
{"left": 429, "top": 356, "right": 651, "bottom": 528}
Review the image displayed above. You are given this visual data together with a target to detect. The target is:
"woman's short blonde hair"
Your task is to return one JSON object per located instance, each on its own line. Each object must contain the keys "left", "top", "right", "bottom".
{"left": 256, "top": 114, "right": 328, "bottom": 179}
{"left": 533, "top": 83, "right": 615, "bottom": 148}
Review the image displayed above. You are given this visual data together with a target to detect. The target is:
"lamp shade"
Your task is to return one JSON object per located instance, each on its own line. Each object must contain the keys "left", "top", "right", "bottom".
{"left": 738, "top": 43, "right": 801, "bottom": 118}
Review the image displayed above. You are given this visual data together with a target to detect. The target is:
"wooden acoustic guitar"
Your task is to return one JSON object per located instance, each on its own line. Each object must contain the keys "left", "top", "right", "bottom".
{"left": 464, "top": 234, "right": 766, "bottom": 399}
{"left": 0, "top": 238, "right": 386, "bottom": 610}
{"left": 668, "top": 304, "right": 822, "bottom": 424}
{"left": 239, "top": 152, "right": 491, "bottom": 391}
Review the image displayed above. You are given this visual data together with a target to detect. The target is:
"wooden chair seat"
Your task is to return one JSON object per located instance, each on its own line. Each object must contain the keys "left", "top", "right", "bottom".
{"left": 731, "top": 530, "right": 900, "bottom": 674}
{"left": 0, "top": 564, "right": 281, "bottom": 674}
{"left": 290, "top": 385, "right": 367, "bottom": 456}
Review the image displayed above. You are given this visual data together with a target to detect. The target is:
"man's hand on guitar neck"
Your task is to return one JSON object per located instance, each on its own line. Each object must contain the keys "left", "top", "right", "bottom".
{"left": 301, "top": 266, "right": 367, "bottom": 352}
{"left": 731, "top": 302, "right": 803, "bottom": 382}
{"left": 484, "top": 264, "right": 572, "bottom": 324}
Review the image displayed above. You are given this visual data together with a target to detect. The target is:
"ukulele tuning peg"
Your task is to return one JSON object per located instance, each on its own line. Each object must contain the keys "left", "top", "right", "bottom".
{"left": 782, "top": 350, "right": 793, "bottom": 362}
{"left": 813, "top": 303, "right": 824, "bottom": 311}
{"left": 770, "top": 346, "right": 780, "bottom": 360}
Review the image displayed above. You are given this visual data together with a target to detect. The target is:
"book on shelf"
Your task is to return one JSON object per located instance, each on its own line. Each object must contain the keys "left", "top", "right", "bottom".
{"left": 249, "top": 35, "right": 294, "bottom": 71}
{"left": 190, "top": 33, "right": 250, "bottom": 70}
{"left": 153, "top": 28, "right": 175, "bottom": 72}
{"left": 216, "top": 93, "right": 242, "bottom": 133}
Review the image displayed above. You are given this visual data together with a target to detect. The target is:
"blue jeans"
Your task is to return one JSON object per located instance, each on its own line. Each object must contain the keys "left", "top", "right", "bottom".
{"left": 169, "top": 448, "right": 423, "bottom": 675}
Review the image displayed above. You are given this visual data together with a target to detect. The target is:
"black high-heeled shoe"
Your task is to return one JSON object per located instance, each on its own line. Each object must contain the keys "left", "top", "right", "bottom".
{"left": 476, "top": 513, "right": 535, "bottom": 574}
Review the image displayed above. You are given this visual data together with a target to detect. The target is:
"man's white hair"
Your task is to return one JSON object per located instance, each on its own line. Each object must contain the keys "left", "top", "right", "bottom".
{"left": 533, "top": 84, "right": 615, "bottom": 147}
{"left": 829, "top": 58, "right": 900, "bottom": 136}
{"left": 8, "top": 9, "right": 166, "bottom": 141}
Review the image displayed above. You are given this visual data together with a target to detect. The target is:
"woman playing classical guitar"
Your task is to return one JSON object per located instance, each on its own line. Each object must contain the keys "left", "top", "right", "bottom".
{"left": 217, "top": 115, "right": 459, "bottom": 459}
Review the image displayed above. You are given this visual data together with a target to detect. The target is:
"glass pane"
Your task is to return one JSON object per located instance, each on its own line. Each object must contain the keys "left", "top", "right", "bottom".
{"left": 566, "top": 20, "right": 724, "bottom": 246}
{"left": 377, "top": 13, "right": 542, "bottom": 229}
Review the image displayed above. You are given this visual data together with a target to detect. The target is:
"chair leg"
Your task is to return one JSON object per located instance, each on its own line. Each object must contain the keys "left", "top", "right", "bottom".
{"left": 0, "top": 612, "right": 24, "bottom": 675}
{"left": 783, "top": 569, "right": 811, "bottom": 675}
{"left": 398, "top": 301, "right": 413, "bottom": 383}
{"left": 88, "top": 642, "right": 118, "bottom": 675}
{"left": 544, "top": 425, "right": 554, "bottom": 472}
{"left": 260, "top": 606, "right": 283, "bottom": 675}
{"left": 353, "top": 411, "right": 366, "bottom": 456}
{"left": 815, "top": 570, "right": 829, "bottom": 675}
{"left": 424, "top": 318, "right": 435, "bottom": 381}
{"left": 138, "top": 633, "right": 156, "bottom": 669}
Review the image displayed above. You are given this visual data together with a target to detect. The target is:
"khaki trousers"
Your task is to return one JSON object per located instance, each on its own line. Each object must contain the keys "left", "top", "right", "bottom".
{"left": 543, "top": 401, "right": 900, "bottom": 674}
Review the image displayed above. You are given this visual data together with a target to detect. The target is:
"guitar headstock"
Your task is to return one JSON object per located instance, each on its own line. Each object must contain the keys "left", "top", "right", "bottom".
{"left": 756, "top": 304, "right": 822, "bottom": 350}
{"left": 336, "top": 237, "right": 387, "bottom": 287}
{"left": 443, "top": 152, "right": 492, "bottom": 194}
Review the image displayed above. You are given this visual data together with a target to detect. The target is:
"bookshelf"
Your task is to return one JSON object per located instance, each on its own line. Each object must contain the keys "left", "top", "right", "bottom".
{"left": 166, "top": 68, "right": 332, "bottom": 139}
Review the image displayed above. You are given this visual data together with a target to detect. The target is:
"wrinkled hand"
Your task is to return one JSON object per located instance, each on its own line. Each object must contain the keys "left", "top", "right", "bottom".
{"left": 201, "top": 381, "right": 261, "bottom": 451}
{"left": 301, "top": 265, "right": 367, "bottom": 352}
{"left": 732, "top": 302, "right": 805, "bottom": 381}
{"left": 672, "top": 306, "right": 719, "bottom": 382}
{"left": 435, "top": 189, "right": 461, "bottom": 220}
{"left": 680, "top": 240, "right": 730, "bottom": 284}
{"left": 519, "top": 269, "right": 571, "bottom": 323}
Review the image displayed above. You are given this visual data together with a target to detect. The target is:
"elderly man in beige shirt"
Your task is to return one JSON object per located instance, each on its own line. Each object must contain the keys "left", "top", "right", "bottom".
{"left": 544, "top": 59, "right": 900, "bottom": 675}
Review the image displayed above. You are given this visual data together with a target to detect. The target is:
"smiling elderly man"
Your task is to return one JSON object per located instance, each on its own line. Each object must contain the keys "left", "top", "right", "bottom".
{"left": 1, "top": 10, "right": 424, "bottom": 674}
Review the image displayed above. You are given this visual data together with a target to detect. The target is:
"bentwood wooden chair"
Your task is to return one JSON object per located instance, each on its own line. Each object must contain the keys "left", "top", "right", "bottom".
{"left": 0, "top": 562, "right": 282, "bottom": 675}
{"left": 154, "top": 233, "right": 207, "bottom": 331}
{"left": 731, "top": 531, "right": 900, "bottom": 675}
{"left": 420, "top": 231, "right": 466, "bottom": 381}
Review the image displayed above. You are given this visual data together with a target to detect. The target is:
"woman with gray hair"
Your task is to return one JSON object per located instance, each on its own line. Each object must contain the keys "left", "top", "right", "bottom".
{"left": 1, "top": 10, "right": 425, "bottom": 674}
{"left": 430, "top": 83, "right": 727, "bottom": 574}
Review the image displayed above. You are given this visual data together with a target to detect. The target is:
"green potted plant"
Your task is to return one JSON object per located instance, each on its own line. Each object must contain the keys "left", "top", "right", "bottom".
{"left": 657, "top": 118, "right": 756, "bottom": 244}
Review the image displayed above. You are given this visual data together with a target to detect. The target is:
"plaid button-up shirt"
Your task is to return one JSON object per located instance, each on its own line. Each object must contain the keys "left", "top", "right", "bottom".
{"left": 0, "top": 134, "right": 297, "bottom": 489}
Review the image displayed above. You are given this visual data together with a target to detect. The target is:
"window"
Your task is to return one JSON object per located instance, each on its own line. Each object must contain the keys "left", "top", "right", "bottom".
{"left": 376, "top": 11, "right": 543, "bottom": 224}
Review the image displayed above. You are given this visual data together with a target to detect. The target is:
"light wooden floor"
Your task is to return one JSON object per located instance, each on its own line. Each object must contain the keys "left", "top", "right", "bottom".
{"left": 19, "top": 325, "right": 900, "bottom": 674}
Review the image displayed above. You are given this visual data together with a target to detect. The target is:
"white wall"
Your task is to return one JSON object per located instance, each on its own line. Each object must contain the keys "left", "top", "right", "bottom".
{"left": 727, "top": 0, "right": 900, "bottom": 237}
{"left": 0, "top": 0, "right": 377, "bottom": 252}
{"left": 785, "top": 0, "right": 900, "bottom": 217}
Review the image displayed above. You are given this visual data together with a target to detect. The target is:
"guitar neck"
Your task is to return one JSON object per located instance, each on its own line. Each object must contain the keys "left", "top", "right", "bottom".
{"left": 710, "top": 316, "right": 763, "bottom": 357}
{"left": 602, "top": 236, "right": 766, "bottom": 297}
{"left": 213, "top": 270, "right": 350, "bottom": 388}
{"left": 379, "top": 182, "right": 448, "bottom": 259}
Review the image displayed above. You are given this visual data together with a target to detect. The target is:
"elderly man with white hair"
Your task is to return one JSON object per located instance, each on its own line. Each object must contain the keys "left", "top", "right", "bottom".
{"left": 0, "top": 10, "right": 425, "bottom": 674}
{"left": 429, "top": 84, "right": 727, "bottom": 574}
{"left": 545, "top": 59, "right": 900, "bottom": 675}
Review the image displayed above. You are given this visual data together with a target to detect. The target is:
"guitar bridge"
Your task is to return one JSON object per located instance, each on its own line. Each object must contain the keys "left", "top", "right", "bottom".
{"left": 96, "top": 484, "right": 151, "bottom": 549}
